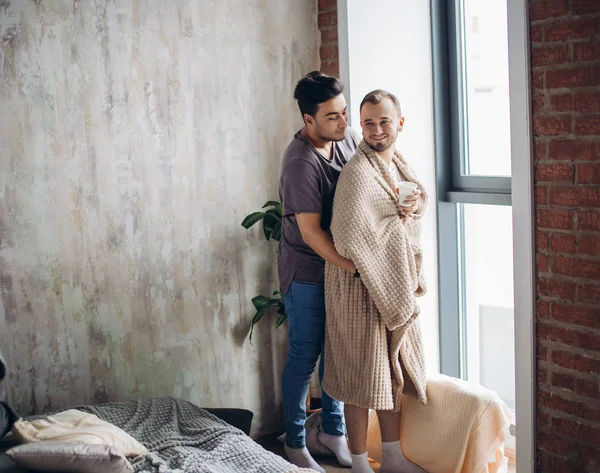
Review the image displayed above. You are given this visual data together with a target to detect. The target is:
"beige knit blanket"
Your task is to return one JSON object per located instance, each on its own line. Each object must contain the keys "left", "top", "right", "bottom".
{"left": 322, "top": 141, "right": 428, "bottom": 410}
{"left": 366, "top": 375, "right": 514, "bottom": 473}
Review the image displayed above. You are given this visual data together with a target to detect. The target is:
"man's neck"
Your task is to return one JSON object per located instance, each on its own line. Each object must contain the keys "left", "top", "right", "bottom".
{"left": 301, "top": 127, "right": 332, "bottom": 158}
{"left": 376, "top": 147, "right": 395, "bottom": 166}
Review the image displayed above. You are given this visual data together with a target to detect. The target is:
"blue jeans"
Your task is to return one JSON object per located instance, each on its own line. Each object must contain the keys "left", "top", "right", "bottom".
{"left": 281, "top": 281, "right": 345, "bottom": 448}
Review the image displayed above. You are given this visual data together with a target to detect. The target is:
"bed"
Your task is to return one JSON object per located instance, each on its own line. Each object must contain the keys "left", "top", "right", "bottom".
{"left": 0, "top": 397, "right": 305, "bottom": 473}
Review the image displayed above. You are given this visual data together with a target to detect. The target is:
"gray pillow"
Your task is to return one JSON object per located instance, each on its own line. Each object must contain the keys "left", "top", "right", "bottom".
{"left": 6, "top": 441, "right": 133, "bottom": 473}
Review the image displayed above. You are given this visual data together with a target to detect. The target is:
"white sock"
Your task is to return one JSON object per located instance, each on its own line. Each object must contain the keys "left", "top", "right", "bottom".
{"left": 317, "top": 432, "right": 353, "bottom": 467}
{"left": 351, "top": 451, "right": 374, "bottom": 473}
{"left": 380, "top": 440, "right": 428, "bottom": 473}
{"left": 284, "top": 444, "right": 325, "bottom": 473}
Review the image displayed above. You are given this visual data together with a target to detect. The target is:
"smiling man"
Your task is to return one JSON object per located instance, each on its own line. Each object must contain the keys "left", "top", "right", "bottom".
{"left": 278, "top": 71, "right": 360, "bottom": 472}
{"left": 323, "top": 90, "right": 428, "bottom": 473}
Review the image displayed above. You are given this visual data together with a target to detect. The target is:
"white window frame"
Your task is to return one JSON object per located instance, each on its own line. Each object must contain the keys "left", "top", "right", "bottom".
{"left": 507, "top": 0, "right": 536, "bottom": 471}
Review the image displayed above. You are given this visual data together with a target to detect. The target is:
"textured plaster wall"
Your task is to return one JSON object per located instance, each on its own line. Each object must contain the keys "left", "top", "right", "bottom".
{"left": 0, "top": 0, "right": 317, "bottom": 435}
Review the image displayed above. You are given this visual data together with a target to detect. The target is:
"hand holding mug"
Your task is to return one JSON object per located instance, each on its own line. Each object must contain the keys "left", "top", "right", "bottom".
{"left": 396, "top": 182, "right": 420, "bottom": 215}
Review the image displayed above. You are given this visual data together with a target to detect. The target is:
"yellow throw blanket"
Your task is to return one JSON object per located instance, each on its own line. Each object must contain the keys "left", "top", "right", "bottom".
{"left": 366, "top": 375, "right": 513, "bottom": 473}
{"left": 323, "top": 140, "right": 428, "bottom": 410}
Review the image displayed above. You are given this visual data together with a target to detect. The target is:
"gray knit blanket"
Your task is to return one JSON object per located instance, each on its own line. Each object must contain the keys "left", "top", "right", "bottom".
{"left": 72, "top": 397, "right": 305, "bottom": 473}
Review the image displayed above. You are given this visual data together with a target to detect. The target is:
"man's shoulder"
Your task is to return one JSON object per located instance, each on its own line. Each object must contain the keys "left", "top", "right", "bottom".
{"left": 282, "top": 136, "right": 321, "bottom": 168}
{"left": 281, "top": 150, "right": 319, "bottom": 181}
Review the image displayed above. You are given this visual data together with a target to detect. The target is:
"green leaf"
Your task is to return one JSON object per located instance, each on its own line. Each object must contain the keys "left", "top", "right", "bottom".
{"left": 263, "top": 223, "right": 272, "bottom": 241}
{"left": 263, "top": 213, "right": 279, "bottom": 241}
{"left": 262, "top": 201, "right": 282, "bottom": 217}
{"left": 241, "top": 212, "right": 265, "bottom": 229}
{"left": 252, "top": 308, "right": 266, "bottom": 325}
{"left": 252, "top": 295, "right": 277, "bottom": 310}
{"left": 277, "top": 304, "right": 286, "bottom": 316}
{"left": 263, "top": 212, "right": 279, "bottom": 229}
{"left": 271, "top": 226, "right": 281, "bottom": 241}
{"left": 265, "top": 208, "right": 282, "bottom": 223}
{"left": 276, "top": 313, "right": 287, "bottom": 328}
{"left": 273, "top": 290, "right": 283, "bottom": 297}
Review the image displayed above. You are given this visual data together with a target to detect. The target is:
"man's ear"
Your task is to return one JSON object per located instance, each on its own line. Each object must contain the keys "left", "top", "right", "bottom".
{"left": 398, "top": 116, "right": 405, "bottom": 132}
{"left": 304, "top": 113, "right": 313, "bottom": 125}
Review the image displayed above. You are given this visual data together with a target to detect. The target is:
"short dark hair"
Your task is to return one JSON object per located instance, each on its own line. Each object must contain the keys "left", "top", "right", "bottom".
{"left": 359, "top": 89, "right": 402, "bottom": 117}
{"left": 294, "top": 71, "right": 344, "bottom": 119}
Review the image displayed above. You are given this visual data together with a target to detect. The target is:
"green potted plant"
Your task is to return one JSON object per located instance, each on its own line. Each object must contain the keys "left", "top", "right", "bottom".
{"left": 243, "top": 201, "right": 319, "bottom": 411}
{"left": 241, "top": 201, "right": 286, "bottom": 343}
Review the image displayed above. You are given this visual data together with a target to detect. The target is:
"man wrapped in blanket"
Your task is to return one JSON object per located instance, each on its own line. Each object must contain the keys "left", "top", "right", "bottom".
{"left": 323, "top": 90, "right": 429, "bottom": 473}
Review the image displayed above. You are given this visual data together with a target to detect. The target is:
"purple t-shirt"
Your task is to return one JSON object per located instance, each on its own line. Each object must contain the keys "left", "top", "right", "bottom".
{"left": 277, "top": 128, "right": 360, "bottom": 293}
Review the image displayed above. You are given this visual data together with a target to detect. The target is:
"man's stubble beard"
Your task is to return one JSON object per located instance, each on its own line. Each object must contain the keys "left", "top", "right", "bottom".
{"left": 315, "top": 123, "right": 346, "bottom": 143}
{"left": 365, "top": 128, "right": 399, "bottom": 152}
{"left": 365, "top": 138, "right": 394, "bottom": 152}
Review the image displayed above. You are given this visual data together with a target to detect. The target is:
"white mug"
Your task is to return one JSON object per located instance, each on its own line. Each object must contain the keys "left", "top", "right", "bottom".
{"left": 397, "top": 181, "right": 418, "bottom": 207}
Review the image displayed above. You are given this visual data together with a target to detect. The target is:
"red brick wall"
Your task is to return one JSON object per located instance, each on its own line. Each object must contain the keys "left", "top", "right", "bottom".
{"left": 531, "top": 0, "right": 600, "bottom": 471}
{"left": 319, "top": 0, "right": 600, "bottom": 470}
{"left": 317, "top": 0, "right": 339, "bottom": 77}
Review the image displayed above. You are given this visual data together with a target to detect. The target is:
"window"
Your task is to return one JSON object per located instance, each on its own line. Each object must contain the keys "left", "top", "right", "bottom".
{"left": 442, "top": 0, "right": 512, "bottom": 200}
{"left": 432, "top": 0, "right": 537, "bottom": 469}
{"left": 433, "top": 0, "right": 515, "bottom": 410}
{"left": 460, "top": 1, "right": 512, "bottom": 178}
{"left": 462, "top": 203, "right": 515, "bottom": 410}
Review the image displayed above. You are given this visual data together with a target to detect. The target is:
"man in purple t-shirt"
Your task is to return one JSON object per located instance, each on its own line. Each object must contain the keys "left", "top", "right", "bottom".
{"left": 278, "top": 71, "right": 360, "bottom": 472}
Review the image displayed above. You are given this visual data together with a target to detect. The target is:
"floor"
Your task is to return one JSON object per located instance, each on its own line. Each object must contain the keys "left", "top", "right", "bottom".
{"left": 258, "top": 436, "right": 380, "bottom": 473}
{"left": 258, "top": 435, "right": 516, "bottom": 473}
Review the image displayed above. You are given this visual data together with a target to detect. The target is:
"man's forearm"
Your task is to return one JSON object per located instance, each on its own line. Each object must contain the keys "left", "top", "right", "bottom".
{"left": 303, "top": 230, "right": 355, "bottom": 274}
